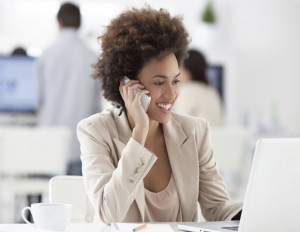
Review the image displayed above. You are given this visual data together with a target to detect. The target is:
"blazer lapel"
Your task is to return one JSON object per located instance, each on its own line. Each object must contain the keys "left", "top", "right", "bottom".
{"left": 163, "top": 115, "right": 199, "bottom": 221}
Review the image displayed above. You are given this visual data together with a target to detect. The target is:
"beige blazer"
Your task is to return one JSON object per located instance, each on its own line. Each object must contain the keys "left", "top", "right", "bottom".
{"left": 77, "top": 107, "right": 242, "bottom": 224}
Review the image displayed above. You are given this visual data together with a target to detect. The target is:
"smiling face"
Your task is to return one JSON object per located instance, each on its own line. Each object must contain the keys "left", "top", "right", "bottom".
{"left": 137, "top": 53, "right": 181, "bottom": 124}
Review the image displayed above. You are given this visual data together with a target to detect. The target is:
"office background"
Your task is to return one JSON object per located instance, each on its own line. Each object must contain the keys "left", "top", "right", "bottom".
{"left": 1, "top": 0, "right": 300, "bottom": 135}
{"left": 0, "top": 0, "right": 300, "bottom": 223}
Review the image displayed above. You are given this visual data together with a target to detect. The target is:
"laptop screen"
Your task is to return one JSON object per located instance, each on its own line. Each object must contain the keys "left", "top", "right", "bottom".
{"left": 0, "top": 56, "right": 38, "bottom": 113}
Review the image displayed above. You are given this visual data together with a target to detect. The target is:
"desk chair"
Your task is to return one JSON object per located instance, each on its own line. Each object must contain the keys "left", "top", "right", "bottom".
{"left": 49, "top": 175, "right": 95, "bottom": 223}
{"left": 0, "top": 126, "right": 71, "bottom": 222}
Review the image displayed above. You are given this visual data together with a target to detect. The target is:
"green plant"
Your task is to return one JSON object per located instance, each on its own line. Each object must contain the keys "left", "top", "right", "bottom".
{"left": 201, "top": 0, "right": 216, "bottom": 24}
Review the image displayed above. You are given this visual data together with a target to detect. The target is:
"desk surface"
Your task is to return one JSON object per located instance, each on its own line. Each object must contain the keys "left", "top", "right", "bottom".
{"left": 0, "top": 222, "right": 239, "bottom": 232}
{"left": 0, "top": 223, "right": 110, "bottom": 232}
{"left": 0, "top": 222, "right": 198, "bottom": 232}
{"left": 0, "top": 223, "right": 176, "bottom": 232}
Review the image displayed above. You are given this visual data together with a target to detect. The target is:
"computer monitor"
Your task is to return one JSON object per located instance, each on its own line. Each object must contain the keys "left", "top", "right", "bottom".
{"left": 206, "top": 64, "right": 224, "bottom": 101}
{"left": 0, "top": 56, "right": 38, "bottom": 113}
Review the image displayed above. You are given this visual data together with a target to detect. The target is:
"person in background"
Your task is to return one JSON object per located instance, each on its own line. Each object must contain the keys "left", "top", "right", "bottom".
{"left": 37, "top": 2, "right": 101, "bottom": 175}
{"left": 77, "top": 6, "right": 242, "bottom": 223}
{"left": 11, "top": 47, "right": 28, "bottom": 56}
{"left": 175, "top": 49, "right": 223, "bottom": 126}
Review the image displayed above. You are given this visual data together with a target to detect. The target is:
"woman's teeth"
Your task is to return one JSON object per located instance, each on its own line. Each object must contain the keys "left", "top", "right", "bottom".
{"left": 157, "top": 103, "right": 171, "bottom": 110}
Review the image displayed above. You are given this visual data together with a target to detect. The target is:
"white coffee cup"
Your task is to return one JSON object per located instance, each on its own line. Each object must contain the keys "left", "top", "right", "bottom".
{"left": 21, "top": 203, "right": 72, "bottom": 231}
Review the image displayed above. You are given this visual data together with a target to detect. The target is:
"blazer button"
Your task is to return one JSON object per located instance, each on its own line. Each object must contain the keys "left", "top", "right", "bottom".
{"left": 128, "top": 176, "right": 135, "bottom": 182}
{"left": 135, "top": 166, "right": 142, "bottom": 173}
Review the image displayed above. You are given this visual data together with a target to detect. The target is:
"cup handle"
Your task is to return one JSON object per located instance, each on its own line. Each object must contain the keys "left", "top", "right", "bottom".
{"left": 21, "top": 206, "right": 34, "bottom": 225}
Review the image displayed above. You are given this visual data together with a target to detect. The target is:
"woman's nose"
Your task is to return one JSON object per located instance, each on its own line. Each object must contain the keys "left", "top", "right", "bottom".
{"left": 163, "top": 83, "right": 177, "bottom": 100}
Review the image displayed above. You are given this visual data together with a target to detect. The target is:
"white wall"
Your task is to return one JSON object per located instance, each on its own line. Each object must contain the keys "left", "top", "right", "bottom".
{"left": 232, "top": 0, "right": 300, "bottom": 135}
{"left": 1, "top": 0, "right": 300, "bottom": 136}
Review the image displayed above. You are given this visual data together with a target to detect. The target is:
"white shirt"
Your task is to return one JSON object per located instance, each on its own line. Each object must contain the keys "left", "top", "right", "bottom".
{"left": 37, "top": 28, "right": 101, "bottom": 163}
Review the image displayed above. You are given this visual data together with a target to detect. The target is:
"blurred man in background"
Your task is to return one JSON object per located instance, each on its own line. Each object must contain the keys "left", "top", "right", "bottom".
{"left": 37, "top": 2, "right": 101, "bottom": 175}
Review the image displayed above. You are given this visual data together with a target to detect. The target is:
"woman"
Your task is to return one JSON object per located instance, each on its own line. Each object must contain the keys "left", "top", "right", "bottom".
{"left": 175, "top": 49, "right": 223, "bottom": 126}
{"left": 77, "top": 6, "right": 242, "bottom": 223}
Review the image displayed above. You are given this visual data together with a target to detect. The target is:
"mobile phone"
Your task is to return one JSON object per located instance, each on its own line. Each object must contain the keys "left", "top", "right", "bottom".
{"left": 124, "top": 76, "right": 151, "bottom": 112}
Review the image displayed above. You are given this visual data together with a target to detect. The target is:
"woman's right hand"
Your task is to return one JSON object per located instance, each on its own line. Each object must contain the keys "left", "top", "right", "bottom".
{"left": 119, "top": 79, "right": 150, "bottom": 145}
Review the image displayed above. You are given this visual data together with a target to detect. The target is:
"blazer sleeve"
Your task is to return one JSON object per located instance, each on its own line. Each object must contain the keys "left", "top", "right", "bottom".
{"left": 77, "top": 117, "right": 157, "bottom": 223}
{"left": 197, "top": 119, "right": 242, "bottom": 221}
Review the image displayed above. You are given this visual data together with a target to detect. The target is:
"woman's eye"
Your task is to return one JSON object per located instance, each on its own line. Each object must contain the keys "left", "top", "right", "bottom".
{"left": 154, "top": 81, "right": 163, "bottom": 86}
{"left": 174, "top": 79, "right": 181, "bottom": 84}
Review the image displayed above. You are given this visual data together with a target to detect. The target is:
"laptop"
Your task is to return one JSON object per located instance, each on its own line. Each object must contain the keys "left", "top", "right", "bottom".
{"left": 179, "top": 138, "right": 300, "bottom": 232}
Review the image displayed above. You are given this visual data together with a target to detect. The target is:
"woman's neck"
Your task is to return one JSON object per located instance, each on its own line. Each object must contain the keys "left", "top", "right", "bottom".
{"left": 145, "top": 119, "right": 163, "bottom": 151}
{"left": 147, "top": 119, "right": 161, "bottom": 138}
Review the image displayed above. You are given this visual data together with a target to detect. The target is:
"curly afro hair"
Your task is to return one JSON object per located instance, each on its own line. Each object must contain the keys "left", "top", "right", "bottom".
{"left": 92, "top": 6, "right": 189, "bottom": 108}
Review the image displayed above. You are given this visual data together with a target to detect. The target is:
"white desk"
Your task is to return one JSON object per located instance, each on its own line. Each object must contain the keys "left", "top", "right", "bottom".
{"left": 0, "top": 222, "right": 187, "bottom": 232}
{"left": 0, "top": 222, "right": 236, "bottom": 232}
{"left": 0, "top": 223, "right": 180, "bottom": 232}
{"left": 0, "top": 223, "right": 110, "bottom": 232}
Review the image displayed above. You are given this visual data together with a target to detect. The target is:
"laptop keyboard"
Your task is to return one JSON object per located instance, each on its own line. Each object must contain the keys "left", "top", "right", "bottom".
{"left": 221, "top": 226, "right": 239, "bottom": 231}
